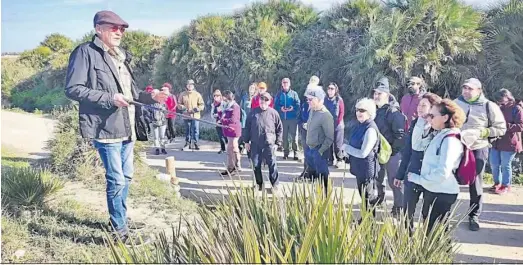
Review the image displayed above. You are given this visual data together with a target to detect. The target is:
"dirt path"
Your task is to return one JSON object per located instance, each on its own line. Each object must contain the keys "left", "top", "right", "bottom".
{"left": 2, "top": 110, "right": 522, "bottom": 263}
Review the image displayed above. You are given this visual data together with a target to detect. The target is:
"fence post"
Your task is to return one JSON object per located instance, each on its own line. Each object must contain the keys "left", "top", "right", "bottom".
{"left": 166, "top": 156, "right": 181, "bottom": 197}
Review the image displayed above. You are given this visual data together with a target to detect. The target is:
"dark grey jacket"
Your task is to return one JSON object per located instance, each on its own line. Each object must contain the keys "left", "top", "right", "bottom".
{"left": 374, "top": 103, "right": 406, "bottom": 155}
{"left": 65, "top": 36, "right": 154, "bottom": 140}
{"left": 244, "top": 107, "right": 283, "bottom": 148}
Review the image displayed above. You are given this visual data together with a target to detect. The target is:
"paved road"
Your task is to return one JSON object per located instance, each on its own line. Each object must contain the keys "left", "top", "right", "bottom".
{"left": 2, "top": 110, "right": 522, "bottom": 263}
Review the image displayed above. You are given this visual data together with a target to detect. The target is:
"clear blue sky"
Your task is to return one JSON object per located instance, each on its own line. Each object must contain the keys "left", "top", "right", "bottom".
{"left": 1, "top": 0, "right": 499, "bottom": 53}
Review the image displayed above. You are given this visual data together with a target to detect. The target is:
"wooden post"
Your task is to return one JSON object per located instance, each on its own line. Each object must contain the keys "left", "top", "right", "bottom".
{"left": 165, "top": 156, "right": 179, "bottom": 185}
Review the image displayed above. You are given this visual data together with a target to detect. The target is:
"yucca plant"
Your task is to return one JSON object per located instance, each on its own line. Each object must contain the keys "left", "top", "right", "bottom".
{"left": 108, "top": 182, "right": 459, "bottom": 263}
{"left": 1, "top": 166, "right": 64, "bottom": 209}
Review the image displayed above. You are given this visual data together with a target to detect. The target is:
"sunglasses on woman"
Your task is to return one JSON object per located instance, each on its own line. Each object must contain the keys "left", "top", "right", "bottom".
{"left": 356, "top": 108, "right": 367, "bottom": 113}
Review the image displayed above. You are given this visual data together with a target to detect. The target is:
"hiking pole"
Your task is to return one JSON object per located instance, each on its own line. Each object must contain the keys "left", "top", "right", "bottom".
{"left": 128, "top": 100, "right": 233, "bottom": 130}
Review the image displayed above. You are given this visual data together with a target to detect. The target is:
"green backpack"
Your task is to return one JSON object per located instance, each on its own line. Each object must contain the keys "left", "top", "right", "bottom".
{"left": 377, "top": 133, "right": 392, "bottom": 165}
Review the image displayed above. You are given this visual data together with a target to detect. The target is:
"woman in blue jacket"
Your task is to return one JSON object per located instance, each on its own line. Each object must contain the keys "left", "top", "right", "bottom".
{"left": 409, "top": 99, "right": 466, "bottom": 234}
{"left": 394, "top": 92, "right": 441, "bottom": 234}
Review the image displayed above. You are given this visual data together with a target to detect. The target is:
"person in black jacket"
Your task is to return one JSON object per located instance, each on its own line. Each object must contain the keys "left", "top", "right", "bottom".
{"left": 394, "top": 93, "right": 441, "bottom": 234}
{"left": 372, "top": 77, "right": 407, "bottom": 216}
{"left": 64, "top": 10, "right": 167, "bottom": 245}
{"left": 244, "top": 92, "right": 283, "bottom": 194}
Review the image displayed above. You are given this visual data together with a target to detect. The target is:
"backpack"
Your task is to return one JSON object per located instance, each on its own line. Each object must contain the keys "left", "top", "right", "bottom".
{"left": 377, "top": 132, "right": 392, "bottom": 164}
{"left": 436, "top": 133, "right": 477, "bottom": 185}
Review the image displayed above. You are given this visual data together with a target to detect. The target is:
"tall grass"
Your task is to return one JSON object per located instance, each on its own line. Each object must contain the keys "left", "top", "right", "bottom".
{"left": 108, "top": 183, "right": 459, "bottom": 263}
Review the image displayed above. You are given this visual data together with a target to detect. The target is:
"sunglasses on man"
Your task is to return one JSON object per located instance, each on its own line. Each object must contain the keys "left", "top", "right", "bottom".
{"left": 260, "top": 96, "right": 271, "bottom": 102}
{"left": 104, "top": 24, "right": 126, "bottom": 33}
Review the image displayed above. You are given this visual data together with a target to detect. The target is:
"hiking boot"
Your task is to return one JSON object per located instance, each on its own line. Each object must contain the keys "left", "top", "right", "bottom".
{"left": 193, "top": 143, "right": 200, "bottom": 150}
{"left": 220, "top": 168, "right": 237, "bottom": 176}
{"left": 218, "top": 150, "right": 225, "bottom": 154}
{"left": 495, "top": 185, "right": 510, "bottom": 194}
{"left": 182, "top": 142, "right": 190, "bottom": 151}
{"left": 391, "top": 207, "right": 402, "bottom": 218}
{"left": 469, "top": 217, "right": 480, "bottom": 231}
{"left": 161, "top": 148, "right": 167, "bottom": 155}
{"left": 293, "top": 156, "right": 299, "bottom": 161}
{"left": 283, "top": 154, "right": 288, "bottom": 160}
{"left": 114, "top": 233, "right": 153, "bottom": 246}
{"left": 155, "top": 149, "right": 160, "bottom": 155}
{"left": 489, "top": 184, "right": 501, "bottom": 192}
{"left": 277, "top": 146, "right": 283, "bottom": 152}
{"left": 107, "top": 219, "right": 146, "bottom": 232}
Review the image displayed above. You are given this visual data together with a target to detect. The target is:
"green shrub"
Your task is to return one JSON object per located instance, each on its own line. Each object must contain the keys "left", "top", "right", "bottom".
{"left": 109, "top": 183, "right": 458, "bottom": 263}
{"left": 1, "top": 166, "right": 64, "bottom": 209}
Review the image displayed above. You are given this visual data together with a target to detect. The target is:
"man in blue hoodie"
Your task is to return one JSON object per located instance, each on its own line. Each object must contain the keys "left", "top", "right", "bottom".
{"left": 274, "top": 78, "right": 301, "bottom": 160}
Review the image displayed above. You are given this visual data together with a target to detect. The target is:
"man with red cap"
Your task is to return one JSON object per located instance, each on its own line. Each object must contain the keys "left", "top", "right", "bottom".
{"left": 65, "top": 10, "right": 168, "bottom": 245}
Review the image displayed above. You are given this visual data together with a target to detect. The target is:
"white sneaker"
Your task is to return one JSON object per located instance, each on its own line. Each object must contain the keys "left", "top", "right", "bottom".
{"left": 335, "top": 161, "right": 345, "bottom": 169}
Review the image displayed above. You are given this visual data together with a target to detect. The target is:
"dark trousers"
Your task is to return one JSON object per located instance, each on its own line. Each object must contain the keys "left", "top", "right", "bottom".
{"left": 239, "top": 127, "right": 250, "bottom": 159}
{"left": 376, "top": 152, "right": 403, "bottom": 208}
{"left": 251, "top": 145, "right": 279, "bottom": 186}
{"left": 299, "top": 126, "right": 309, "bottom": 171}
{"left": 328, "top": 123, "right": 344, "bottom": 163}
{"left": 305, "top": 146, "right": 330, "bottom": 190}
{"left": 469, "top": 147, "right": 488, "bottom": 219}
{"left": 356, "top": 177, "right": 377, "bottom": 216}
{"left": 403, "top": 180, "right": 424, "bottom": 234}
{"left": 282, "top": 119, "right": 298, "bottom": 156}
{"left": 215, "top": 126, "right": 228, "bottom": 151}
{"left": 166, "top": 117, "right": 176, "bottom": 140}
{"left": 422, "top": 190, "right": 457, "bottom": 234}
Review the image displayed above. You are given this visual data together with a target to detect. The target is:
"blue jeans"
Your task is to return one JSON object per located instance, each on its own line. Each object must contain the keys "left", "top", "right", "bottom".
{"left": 184, "top": 119, "right": 200, "bottom": 143}
{"left": 94, "top": 140, "right": 134, "bottom": 236}
{"left": 489, "top": 149, "right": 516, "bottom": 186}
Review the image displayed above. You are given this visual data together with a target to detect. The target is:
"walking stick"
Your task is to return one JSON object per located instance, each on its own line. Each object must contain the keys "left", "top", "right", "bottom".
{"left": 129, "top": 100, "right": 233, "bottom": 130}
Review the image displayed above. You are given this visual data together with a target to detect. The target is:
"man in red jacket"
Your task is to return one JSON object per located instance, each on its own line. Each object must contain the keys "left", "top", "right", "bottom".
{"left": 251, "top": 82, "right": 274, "bottom": 110}
{"left": 400, "top": 76, "right": 425, "bottom": 130}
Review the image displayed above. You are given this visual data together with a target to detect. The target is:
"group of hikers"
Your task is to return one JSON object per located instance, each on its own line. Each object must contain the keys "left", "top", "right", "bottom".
{"left": 64, "top": 10, "right": 522, "bottom": 245}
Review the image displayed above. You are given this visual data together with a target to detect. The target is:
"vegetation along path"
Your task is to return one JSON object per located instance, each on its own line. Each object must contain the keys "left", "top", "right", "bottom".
{"left": 2, "top": 110, "right": 522, "bottom": 263}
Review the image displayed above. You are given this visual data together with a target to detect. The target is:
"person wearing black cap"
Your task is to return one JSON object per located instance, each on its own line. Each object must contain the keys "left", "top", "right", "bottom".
{"left": 244, "top": 92, "right": 283, "bottom": 194}
{"left": 372, "top": 77, "right": 407, "bottom": 217}
{"left": 64, "top": 10, "right": 168, "bottom": 245}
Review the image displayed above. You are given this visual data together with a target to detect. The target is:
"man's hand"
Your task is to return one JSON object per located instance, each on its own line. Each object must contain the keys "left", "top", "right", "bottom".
{"left": 407, "top": 173, "right": 413, "bottom": 182}
{"left": 113, "top": 93, "right": 129, "bottom": 107}
{"left": 245, "top": 143, "right": 251, "bottom": 152}
{"left": 287, "top": 106, "right": 294, "bottom": 112}
{"left": 281, "top": 107, "right": 288, "bottom": 113}
{"left": 151, "top": 89, "right": 168, "bottom": 103}
{"left": 393, "top": 179, "right": 402, "bottom": 188}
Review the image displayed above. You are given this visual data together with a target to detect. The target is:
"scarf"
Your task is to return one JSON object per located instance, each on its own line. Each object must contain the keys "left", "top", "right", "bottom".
{"left": 411, "top": 118, "right": 434, "bottom": 151}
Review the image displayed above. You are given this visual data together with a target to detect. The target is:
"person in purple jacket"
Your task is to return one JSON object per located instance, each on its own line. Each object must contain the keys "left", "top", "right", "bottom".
{"left": 219, "top": 90, "right": 242, "bottom": 176}
{"left": 400, "top": 76, "right": 426, "bottom": 130}
{"left": 490, "top": 89, "right": 523, "bottom": 194}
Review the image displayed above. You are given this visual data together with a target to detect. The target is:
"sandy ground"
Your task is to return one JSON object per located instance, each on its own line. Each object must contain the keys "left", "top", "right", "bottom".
{"left": 2, "top": 110, "right": 522, "bottom": 263}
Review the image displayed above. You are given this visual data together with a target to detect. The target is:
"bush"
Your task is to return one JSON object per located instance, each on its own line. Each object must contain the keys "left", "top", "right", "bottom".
{"left": 109, "top": 184, "right": 458, "bottom": 263}
{"left": 1, "top": 166, "right": 64, "bottom": 209}
{"left": 48, "top": 107, "right": 105, "bottom": 184}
